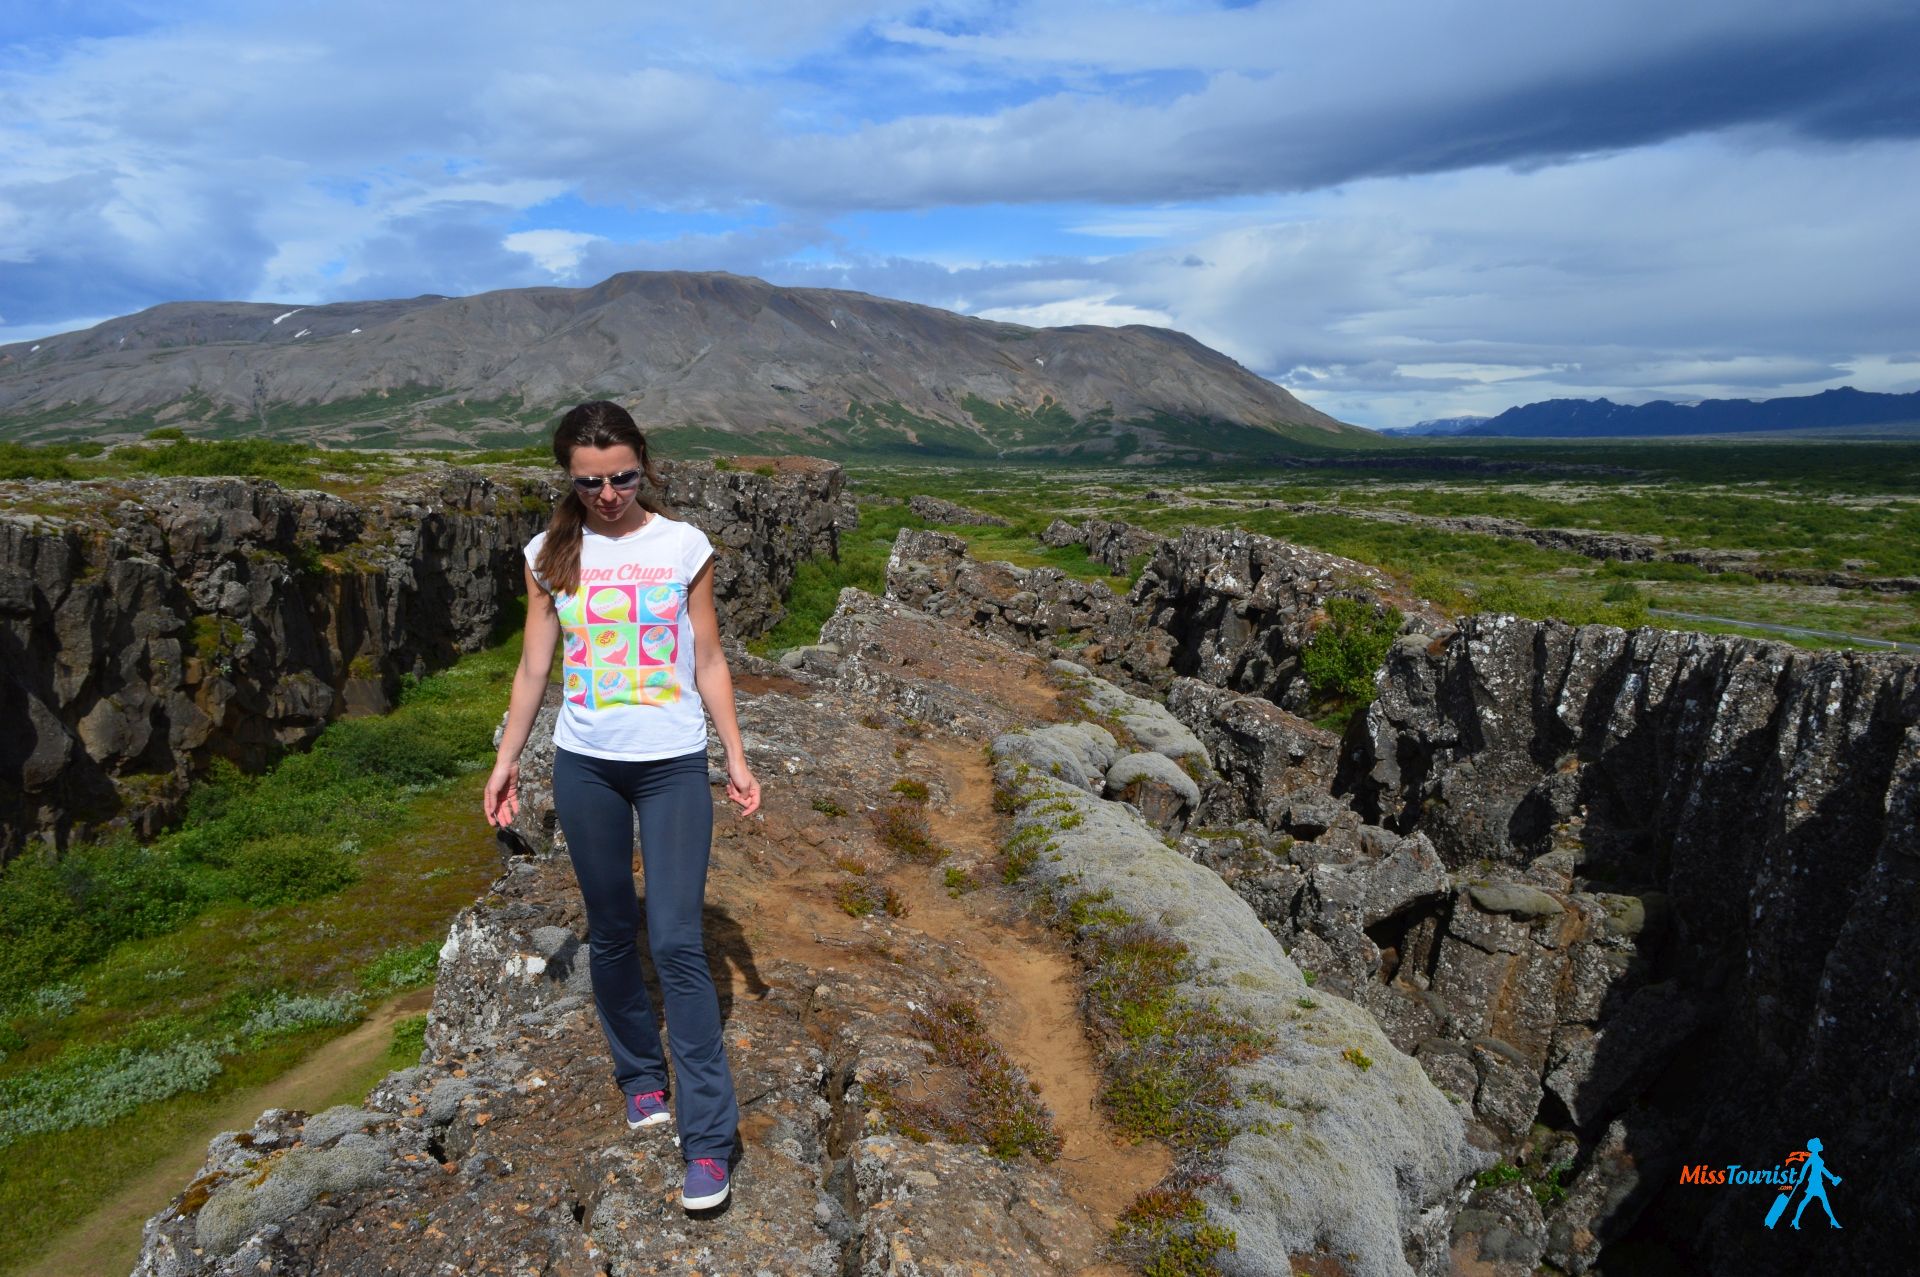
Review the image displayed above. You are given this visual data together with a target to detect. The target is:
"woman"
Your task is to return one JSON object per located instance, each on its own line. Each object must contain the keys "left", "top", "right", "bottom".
{"left": 484, "top": 400, "right": 761, "bottom": 1212}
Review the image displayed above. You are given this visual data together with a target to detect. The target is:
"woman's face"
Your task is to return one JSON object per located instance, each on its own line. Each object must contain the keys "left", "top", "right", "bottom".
{"left": 568, "top": 442, "right": 643, "bottom": 525}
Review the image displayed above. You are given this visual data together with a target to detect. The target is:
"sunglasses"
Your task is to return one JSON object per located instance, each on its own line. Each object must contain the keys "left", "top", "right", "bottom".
{"left": 570, "top": 469, "right": 643, "bottom": 494}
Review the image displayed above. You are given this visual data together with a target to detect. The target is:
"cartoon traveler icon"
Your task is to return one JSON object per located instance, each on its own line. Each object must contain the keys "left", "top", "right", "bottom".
{"left": 1766, "top": 1137, "right": 1841, "bottom": 1230}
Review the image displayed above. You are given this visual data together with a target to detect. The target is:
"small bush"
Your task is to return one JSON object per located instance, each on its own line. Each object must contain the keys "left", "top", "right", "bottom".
{"left": 360, "top": 940, "right": 440, "bottom": 992}
{"left": 872, "top": 995, "right": 1062, "bottom": 1162}
{"left": 238, "top": 989, "right": 364, "bottom": 1039}
{"left": 219, "top": 833, "right": 359, "bottom": 906}
{"left": 0, "top": 1036, "right": 231, "bottom": 1147}
{"left": 1341, "top": 1046, "right": 1374, "bottom": 1071}
{"left": 944, "top": 867, "right": 977, "bottom": 896}
{"left": 889, "top": 777, "right": 930, "bottom": 803}
{"left": 833, "top": 880, "right": 877, "bottom": 918}
{"left": 873, "top": 804, "right": 946, "bottom": 862}
{"left": 1112, "top": 1185, "right": 1239, "bottom": 1277}
{"left": 28, "top": 983, "right": 86, "bottom": 1017}
{"left": 386, "top": 1014, "right": 429, "bottom": 1068}
{"left": 1475, "top": 1160, "right": 1526, "bottom": 1191}
{"left": 811, "top": 796, "right": 848, "bottom": 818}
{"left": 1300, "top": 597, "right": 1402, "bottom": 703}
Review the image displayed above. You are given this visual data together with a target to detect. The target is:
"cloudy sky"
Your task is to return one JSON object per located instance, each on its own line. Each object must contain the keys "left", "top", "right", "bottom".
{"left": 3, "top": 1, "right": 1917, "bottom": 428}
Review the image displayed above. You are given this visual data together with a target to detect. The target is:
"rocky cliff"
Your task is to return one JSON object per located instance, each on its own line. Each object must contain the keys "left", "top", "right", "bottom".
{"left": 886, "top": 523, "right": 1918, "bottom": 1270}
{"left": 887, "top": 520, "right": 1442, "bottom": 712}
{"left": 0, "top": 457, "right": 847, "bottom": 858}
{"left": 1347, "top": 615, "right": 1920, "bottom": 1270}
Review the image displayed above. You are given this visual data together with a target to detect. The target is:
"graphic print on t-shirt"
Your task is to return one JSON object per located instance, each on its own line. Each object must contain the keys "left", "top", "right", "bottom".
{"left": 557, "top": 582, "right": 684, "bottom": 710}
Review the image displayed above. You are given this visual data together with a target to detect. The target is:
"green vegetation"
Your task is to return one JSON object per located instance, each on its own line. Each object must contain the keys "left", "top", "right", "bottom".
{"left": 831, "top": 878, "right": 906, "bottom": 919}
{"left": 0, "top": 437, "right": 398, "bottom": 487}
{"left": 0, "top": 640, "right": 509, "bottom": 1269}
{"left": 1078, "top": 913, "right": 1272, "bottom": 1146}
{"left": 871, "top": 803, "right": 947, "bottom": 863}
{"left": 385, "top": 1013, "right": 430, "bottom": 1070}
{"left": 870, "top": 994, "right": 1062, "bottom": 1162}
{"left": 359, "top": 940, "right": 441, "bottom": 993}
{"left": 888, "top": 777, "right": 930, "bottom": 803}
{"left": 1112, "top": 1186, "right": 1240, "bottom": 1277}
{"left": 1473, "top": 1154, "right": 1574, "bottom": 1210}
{"left": 1299, "top": 598, "right": 1403, "bottom": 727}
{"left": 0, "top": 643, "right": 515, "bottom": 1007}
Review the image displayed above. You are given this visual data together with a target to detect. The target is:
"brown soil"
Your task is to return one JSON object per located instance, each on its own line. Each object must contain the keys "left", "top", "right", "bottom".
{"left": 704, "top": 714, "right": 1167, "bottom": 1276}
{"left": 20, "top": 989, "right": 433, "bottom": 1277}
{"left": 894, "top": 738, "right": 1169, "bottom": 1258}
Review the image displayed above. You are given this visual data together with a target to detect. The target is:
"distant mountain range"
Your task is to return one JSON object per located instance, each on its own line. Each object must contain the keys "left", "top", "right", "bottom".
{"left": 1446, "top": 387, "right": 1920, "bottom": 438}
{"left": 0, "top": 272, "right": 1363, "bottom": 461}
{"left": 1388, "top": 415, "right": 1491, "bottom": 436}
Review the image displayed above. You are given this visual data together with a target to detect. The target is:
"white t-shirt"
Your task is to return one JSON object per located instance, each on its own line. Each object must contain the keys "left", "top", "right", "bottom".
{"left": 524, "top": 515, "right": 716, "bottom": 761}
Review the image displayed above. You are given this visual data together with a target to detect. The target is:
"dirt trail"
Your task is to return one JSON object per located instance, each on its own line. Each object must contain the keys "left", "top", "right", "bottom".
{"left": 899, "top": 738, "right": 1170, "bottom": 1242}
{"left": 21, "top": 989, "right": 433, "bottom": 1277}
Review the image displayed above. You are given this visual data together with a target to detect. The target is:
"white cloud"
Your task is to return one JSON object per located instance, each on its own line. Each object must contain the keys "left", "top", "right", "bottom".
{"left": 504, "top": 229, "right": 604, "bottom": 275}
{"left": 973, "top": 296, "right": 1173, "bottom": 328}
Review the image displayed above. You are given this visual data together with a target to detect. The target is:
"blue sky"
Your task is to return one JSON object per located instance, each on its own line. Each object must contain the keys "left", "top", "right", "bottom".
{"left": 2, "top": 1, "right": 1917, "bottom": 428}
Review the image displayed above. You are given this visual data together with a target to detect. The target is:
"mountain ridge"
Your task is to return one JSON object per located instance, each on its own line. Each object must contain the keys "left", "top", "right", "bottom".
{"left": 1460, "top": 385, "right": 1920, "bottom": 437}
{"left": 0, "top": 271, "right": 1362, "bottom": 460}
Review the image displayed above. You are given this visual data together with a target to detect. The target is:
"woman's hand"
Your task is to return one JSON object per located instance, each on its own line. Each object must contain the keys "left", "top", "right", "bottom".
{"left": 725, "top": 755, "right": 761, "bottom": 817}
{"left": 483, "top": 759, "right": 520, "bottom": 827}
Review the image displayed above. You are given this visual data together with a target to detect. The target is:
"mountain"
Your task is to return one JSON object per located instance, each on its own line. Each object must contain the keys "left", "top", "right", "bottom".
{"left": 1384, "top": 414, "right": 1490, "bottom": 436}
{"left": 0, "top": 272, "right": 1363, "bottom": 460}
{"left": 1460, "top": 387, "right": 1920, "bottom": 438}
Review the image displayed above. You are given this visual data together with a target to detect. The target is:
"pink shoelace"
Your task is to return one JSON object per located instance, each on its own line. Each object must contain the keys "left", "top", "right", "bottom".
{"left": 692, "top": 1158, "right": 726, "bottom": 1180}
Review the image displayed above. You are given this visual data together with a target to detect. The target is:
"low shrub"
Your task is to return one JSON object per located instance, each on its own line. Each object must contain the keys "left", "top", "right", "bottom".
{"left": 360, "top": 940, "right": 440, "bottom": 992}
{"left": 872, "top": 995, "right": 1062, "bottom": 1162}
{"left": 1300, "top": 597, "right": 1402, "bottom": 704}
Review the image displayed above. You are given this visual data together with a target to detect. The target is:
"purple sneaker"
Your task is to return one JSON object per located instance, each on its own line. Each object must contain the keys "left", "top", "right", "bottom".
{"left": 625, "top": 1089, "right": 671, "bottom": 1130}
{"left": 682, "top": 1157, "right": 730, "bottom": 1209}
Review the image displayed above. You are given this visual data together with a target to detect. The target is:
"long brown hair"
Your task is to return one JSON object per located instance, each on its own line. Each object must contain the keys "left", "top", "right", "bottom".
{"left": 534, "top": 401, "right": 671, "bottom": 595}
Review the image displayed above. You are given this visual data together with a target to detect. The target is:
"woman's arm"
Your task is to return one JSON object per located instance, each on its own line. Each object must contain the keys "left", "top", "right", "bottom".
{"left": 688, "top": 559, "right": 762, "bottom": 816}
{"left": 483, "top": 562, "right": 561, "bottom": 827}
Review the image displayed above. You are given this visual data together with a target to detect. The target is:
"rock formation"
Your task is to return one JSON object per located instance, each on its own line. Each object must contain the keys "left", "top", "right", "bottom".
{"left": 1346, "top": 615, "right": 1920, "bottom": 1270}
{"left": 0, "top": 457, "right": 845, "bottom": 858}
{"left": 889, "top": 525, "right": 1919, "bottom": 1271}
{"left": 888, "top": 520, "right": 1441, "bottom": 711}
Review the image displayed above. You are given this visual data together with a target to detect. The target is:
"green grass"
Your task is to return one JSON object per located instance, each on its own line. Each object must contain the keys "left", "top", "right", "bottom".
{"left": 0, "top": 641, "right": 519, "bottom": 1007}
{"left": 0, "top": 633, "right": 519, "bottom": 1267}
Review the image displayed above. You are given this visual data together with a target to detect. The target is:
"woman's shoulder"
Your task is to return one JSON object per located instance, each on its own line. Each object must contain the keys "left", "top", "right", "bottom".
{"left": 524, "top": 529, "right": 548, "bottom": 557}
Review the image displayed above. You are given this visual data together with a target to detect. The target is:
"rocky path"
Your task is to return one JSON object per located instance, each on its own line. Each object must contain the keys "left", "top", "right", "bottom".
{"left": 892, "top": 736, "right": 1170, "bottom": 1238}
{"left": 132, "top": 595, "right": 1180, "bottom": 1275}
